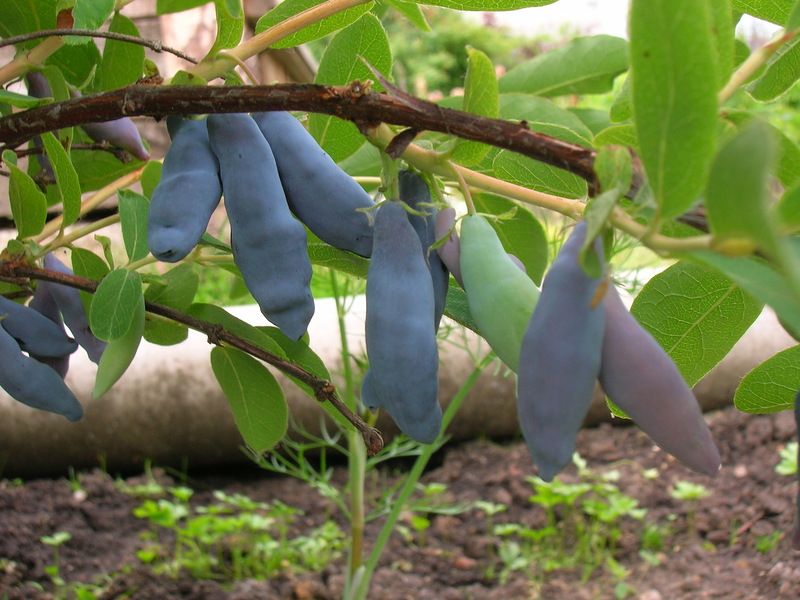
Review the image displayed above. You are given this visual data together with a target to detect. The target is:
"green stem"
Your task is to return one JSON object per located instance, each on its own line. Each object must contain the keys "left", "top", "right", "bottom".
{"left": 380, "top": 152, "right": 399, "bottom": 201}
{"left": 39, "top": 214, "right": 119, "bottom": 255}
{"left": 127, "top": 254, "right": 157, "bottom": 271}
{"left": 351, "top": 353, "right": 493, "bottom": 600}
{"left": 718, "top": 28, "right": 797, "bottom": 104}
{"left": 330, "top": 270, "right": 366, "bottom": 578}
{"left": 366, "top": 125, "right": 712, "bottom": 255}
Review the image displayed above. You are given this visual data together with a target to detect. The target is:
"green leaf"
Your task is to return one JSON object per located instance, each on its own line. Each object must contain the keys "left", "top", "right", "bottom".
{"left": 71, "top": 247, "right": 109, "bottom": 314}
{"left": 144, "top": 263, "right": 198, "bottom": 309}
{"left": 142, "top": 264, "right": 197, "bottom": 346}
{"left": 96, "top": 13, "right": 144, "bottom": 91}
{"left": 568, "top": 108, "right": 612, "bottom": 136}
{"left": 452, "top": 47, "right": 499, "bottom": 166}
{"left": 499, "top": 94, "right": 593, "bottom": 145}
{"left": 580, "top": 190, "right": 619, "bottom": 276}
{"left": 748, "top": 37, "right": 800, "bottom": 101}
{"left": 71, "top": 0, "right": 114, "bottom": 41}
{"left": 594, "top": 124, "right": 638, "bottom": 149}
{"left": 309, "top": 15, "right": 392, "bottom": 161}
{"left": 40, "top": 132, "right": 81, "bottom": 226}
{"left": 777, "top": 184, "right": 800, "bottom": 230}
{"left": 443, "top": 283, "right": 477, "bottom": 332}
{"left": 254, "top": 326, "right": 349, "bottom": 427}
{"left": 0, "top": 0, "right": 57, "bottom": 48}
{"left": 689, "top": 251, "right": 800, "bottom": 337}
{"left": 706, "top": 120, "right": 779, "bottom": 254}
{"left": 630, "top": 0, "right": 718, "bottom": 219}
{"left": 307, "top": 235, "right": 370, "bottom": 277}
{"left": 141, "top": 161, "right": 163, "bottom": 199}
{"left": 157, "top": 0, "right": 209, "bottom": 13}
{"left": 90, "top": 269, "right": 143, "bottom": 341}
{"left": 187, "top": 303, "right": 287, "bottom": 358}
{"left": 500, "top": 35, "right": 628, "bottom": 97}
{"left": 143, "top": 314, "right": 188, "bottom": 346}
{"left": 8, "top": 164, "right": 47, "bottom": 238}
{"left": 93, "top": 294, "right": 144, "bottom": 398}
{"left": 594, "top": 145, "right": 632, "bottom": 194}
{"left": 47, "top": 41, "right": 102, "bottom": 87}
{"left": 118, "top": 190, "right": 150, "bottom": 263}
{"left": 609, "top": 75, "right": 631, "bottom": 122}
{"left": 208, "top": 0, "right": 243, "bottom": 56}
{"left": 492, "top": 151, "right": 587, "bottom": 199}
{"left": 71, "top": 144, "right": 143, "bottom": 192}
{"left": 631, "top": 261, "right": 763, "bottom": 385}
{"left": 384, "top": 0, "right": 430, "bottom": 30}
{"left": 710, "top": 0, "right": 735, "bottom": 89}
{"left": 255, "top": 0, "right": 375, "bottom": 49}
{"left": 0, "top": 89, "right": 50, "bottom": 108}
{"left": 472, "top": 193, "right": 548, "bottom": 285}
{"left": 211, "top": 347, "right": 288, "bottom": 453}
{"left": 731, "top": 0, "right": 792, "bottom": 24}
{"left": 734, "top": 345, "right": 800, "bottom": 413}
{"left": 411, "top": 0, "right": 557, "bottom": 11}
{"left": 788, "top": 0, "right": 800, "bottom": 29}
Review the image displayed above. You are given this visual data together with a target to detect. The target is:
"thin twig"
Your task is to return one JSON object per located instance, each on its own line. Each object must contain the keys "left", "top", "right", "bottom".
{"left": 0, "top": 29, "right": 198, "bottom": 64}
{"left": 0, "top": 261, "right": 383, "bottom": 455}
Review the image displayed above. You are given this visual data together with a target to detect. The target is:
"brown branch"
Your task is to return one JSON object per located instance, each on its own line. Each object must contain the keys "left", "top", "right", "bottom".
{"left": 0, "top": 83, "right": 601, "bottom": 194}
{"left": 0, "top": 29, "right": 198, "bottom": 64}
{"left": 0, "top": 261, "right": 384, "bottom": 456}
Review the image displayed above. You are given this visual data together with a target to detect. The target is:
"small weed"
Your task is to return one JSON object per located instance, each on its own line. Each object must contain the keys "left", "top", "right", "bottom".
{"left": 38, "top": 531, "right": 105, "bottom": 599}
{"left": 670, "top": 481, "right": 710, "bottom": 537}
{"left": 755, "top": 531, "right": 782, "bottom": 554}
{"left": 775, "top": 442, "right": 798, "bottom": 477}
{"left": 493, "top": 454, "right": 647, "bottom": 584}
{"left": 131, "top": 485, "right": 345, "bottom": 581}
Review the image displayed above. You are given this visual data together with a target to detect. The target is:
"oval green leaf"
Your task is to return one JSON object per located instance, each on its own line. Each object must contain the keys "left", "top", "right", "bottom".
{"left": 734, "top": 345, "right": 800, "bottom": 414}
{"left": 308, "top": 14, "right": 392, "bottom": 161}
{"left": 630, "top": 0, "right": 718, "bottom": 219}
{"left": 41, "top": 131, "right": 81, "bottom": 227}
{"left": 90, "top": 269, "right": 143, "bottom": 341}
{"left": 500, "top": 35, "right": 628, "bottom": 97}
{"left": 630, "top": 261, "right": 763, "bottom": 386}
{"left": 211, "top": 346, "right": 288, "bottom": 453}
{"left": 93, "top": 293, "right": 144, "bottom": 398}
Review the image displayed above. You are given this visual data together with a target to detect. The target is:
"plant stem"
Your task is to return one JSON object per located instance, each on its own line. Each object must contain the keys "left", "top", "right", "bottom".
{"left": 330, "top": 270, "right": 366, "bottom": 576}
{"left": 368, "top": 125, "right": 712, "bottom": 254}
{"left": 41, "top": 214, "right": 119, "bottom": 254}
{"left": 184, "top": 0, "right": 371, "bottom": 83}
{"left": 0, "top": 37, "right": 63, "bottom": 86}
{"left": 351, "top": 353, "right": 493, "bottom": 600}
{"left": 127, "top": 254, "right": 157, "bottom": 271}
{"left": 719, "top": 29, "right": 797, "bottom": 104}
{"left": 35, "top": 167, "right": 144, "bottom": 244}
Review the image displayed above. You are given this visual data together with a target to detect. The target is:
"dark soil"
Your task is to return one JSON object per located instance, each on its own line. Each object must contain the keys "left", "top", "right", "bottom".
{"left": 1, "top": 405, "right": 799, "bottom": 599}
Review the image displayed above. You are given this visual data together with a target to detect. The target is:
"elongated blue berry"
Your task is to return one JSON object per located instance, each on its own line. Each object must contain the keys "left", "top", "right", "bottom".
{"left": 363, "top": 202, "right": 441, "bottom": 443}
{"left": 399, "top": 170, "right": 449, "bottom": 329}
{"left": 0, "top": 326, "right": 83, "bottom": 420}
{"left": 0, "top": 296, "right": 77, "bottom": 358}
{"left": 148, "top": 116, "right": 223, "bottom": 262}
{"left": 599, "top": 286, "right": 721, "bottom": 476}
{"left": 517, "top": 222, "right": 605, "bottom": 481}
{"left": 207, "top": 114, "right": 314, "bottom": 340}
{"left": 41, "top": 254, "right": 106, "bottom": 364}
{"left": 252, "top": 111, "right": 374, "bottom": 257}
